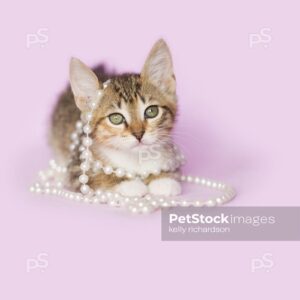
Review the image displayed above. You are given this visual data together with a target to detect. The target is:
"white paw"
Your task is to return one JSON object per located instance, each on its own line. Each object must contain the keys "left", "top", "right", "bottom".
{"left": 115, "top": 179, "right": 148, "bottom": 197}
{"left": 148, "top": 178, "right": 181, "bottom": 196}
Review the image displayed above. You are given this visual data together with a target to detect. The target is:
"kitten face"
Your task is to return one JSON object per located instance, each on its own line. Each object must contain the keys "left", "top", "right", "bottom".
{"left": 69, "top": 39, "right": 177, "bottom": 153}
{"left": 91, "top": 75, "right": 176, "bottom": 151}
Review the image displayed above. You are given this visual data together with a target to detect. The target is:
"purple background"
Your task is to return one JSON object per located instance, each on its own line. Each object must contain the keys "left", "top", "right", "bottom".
{"left": 1, "top": 0, "right": 299, "bottom": 298}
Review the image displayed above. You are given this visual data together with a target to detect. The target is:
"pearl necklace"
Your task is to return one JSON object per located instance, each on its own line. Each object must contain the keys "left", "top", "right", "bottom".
{"left": 71, "top": 119, "right": 185, "bottom": 190}
{"left": 30, "top": 81, "right": 236, "bottom": 213}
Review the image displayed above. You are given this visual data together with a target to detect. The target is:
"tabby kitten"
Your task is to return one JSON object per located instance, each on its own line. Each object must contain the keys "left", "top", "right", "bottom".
{"left": 50, "top": 39, "right": 181, "bottom": 197}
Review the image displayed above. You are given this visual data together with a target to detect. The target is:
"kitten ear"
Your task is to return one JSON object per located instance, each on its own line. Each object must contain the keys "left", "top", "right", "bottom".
{"left": 141, "top": 39, "right": 176, "bottom": 96}
{"left": 69, "top": 57, "right": 101, "bottom": 111}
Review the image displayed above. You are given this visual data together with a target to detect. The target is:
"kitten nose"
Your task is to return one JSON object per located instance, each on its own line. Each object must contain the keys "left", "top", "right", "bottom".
{"left": 132, "top": 130, "right": 145, "bottom": 142}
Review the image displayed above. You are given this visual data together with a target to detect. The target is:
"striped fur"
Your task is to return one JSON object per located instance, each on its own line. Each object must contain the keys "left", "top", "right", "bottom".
{"left": 50, "top": 39, "right": 181, "bottom": 195}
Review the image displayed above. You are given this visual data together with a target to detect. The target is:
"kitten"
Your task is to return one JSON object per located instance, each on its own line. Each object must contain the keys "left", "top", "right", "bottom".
{"left": 50, "top": 39, "right": 181, "bottom": 197}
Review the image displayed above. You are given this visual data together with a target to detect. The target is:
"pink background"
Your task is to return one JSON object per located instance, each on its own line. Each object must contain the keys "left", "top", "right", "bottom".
{"left": 1, "top": 0, "right": 299, "bottom": 298}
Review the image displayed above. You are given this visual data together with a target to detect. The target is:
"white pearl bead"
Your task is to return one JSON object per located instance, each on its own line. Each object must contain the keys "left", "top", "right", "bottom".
{"left": 194, "top": 177, "right": 200, "bottom": 184}
{"left": 130, "top": 207, "right": 138, "bottom": 214}
{"left": 141, "top": 171, "right": 149, "bottom": 178}
{"left": 115, "top": 168, "right": 125, "bottom": 177}
{"left": 109, "top": 200, "right": 117, "bottom": 207}
{"left": 126, "top": 172, "right": 134, "bottom": 179}
{"left": 82, "top": 137, "right": 92, "bottom": 147}
{"left": 92, "top": 161, "right": 102, "bottom": 172}
{"left": 83, "top": 124, "right": 92, "bottom": 134}
{"left": 218, "top": 183, "right": 225, "bottom": 189}
{"left": 95, "top": 189, "right": 102, "bottom": 196}
{"left": 97, "top": 90, "right": 103, "bottom": 97}
{"left": 44, "top": 182, "right": 50, "bottom": 188}
{"left": 187, "top": 176, "right": 193, "bottom": 182}
{"left": 206, "top": 199, "right": 215, "bottom": 207}
{"left": 152, "top": 169, "right": 161, "bottom": 176}
{"left": 80, "top": 162, "right": 90, "bottom": 171}
{"left": 106, "top": 192, "right": 113, "bottom": 198}
{"left": 170, "top": 200, "right": 177, "bottom": 206}
{"left": 216, "top": 197, "right": 222, "bottom": 204}
{"left": 79, "top": 174, "right": 89, "bottom": 184}
{"left": 142, "top": 206, "right": 149, "bottom": 214}
{"left": 76, "top": 121, "right": 83, "bottom": 130}
{"left": 70, "top": 132, "right": 78, "bottom": 141}
{"left": 93, "top": 197, "right": 99, "bottom": 204}
{"left": 75, "top": 194, "right": 82, "bottom": 201}
{"left": 81, "top": 150, "right": 91, "bottom": 160}
{"left": 100, "top": 194, "right": 107, "bottom": 203}
{"left": 103, "top": 166, "right": 113, "bottom": 175}
{"left": 69, "top": 143, "right": 76, "bottom": 151}
{"left": 83, "top": 196, "right": 90, "bottom": 203}
{"left": 56, "top": 181, "right": 63, "bottom": 188}
{"left": 49, "top": 160, "right": 56, "bottom": 168}
{"left": 88, "top": 101, "right": 97, "bottom": 109}
{"left": 151, "top": 200, "right": 158, "bottom": 207}
{"left": 80, "top": 184, "right": 90, "bottom": 194}
{"left": 85, "top": 112, "right": 93, "bottom": 121}
{"left": 79, "top": 145, "right": 85, "bottom": 152}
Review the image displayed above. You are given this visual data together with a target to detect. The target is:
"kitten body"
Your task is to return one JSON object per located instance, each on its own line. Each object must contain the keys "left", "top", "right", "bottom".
{"left": 50, "top": 40, "right": 181, "bottom": 197}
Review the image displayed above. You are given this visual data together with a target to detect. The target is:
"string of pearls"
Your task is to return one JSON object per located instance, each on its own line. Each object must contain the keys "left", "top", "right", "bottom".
{"left": 30, "top": 160, "right": 236, "bottom": 214}
{"left": 72, "top": 120, "right": 185, "bottom": 182}
{"left": 30, "top": 80, "right": 236, "bottom": 213}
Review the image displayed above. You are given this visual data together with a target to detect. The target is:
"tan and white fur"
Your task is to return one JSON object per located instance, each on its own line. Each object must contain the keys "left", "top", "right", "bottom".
{"left": 50, "top": 39, "right": 181, "bottom": 197}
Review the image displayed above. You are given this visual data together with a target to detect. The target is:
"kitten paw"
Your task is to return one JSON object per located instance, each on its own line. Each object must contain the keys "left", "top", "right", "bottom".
{"left": 148, "top": 178, "right": 181, "bottom": 196}
{"left": 115, "top": 179, "right": 148, "bottom": 197}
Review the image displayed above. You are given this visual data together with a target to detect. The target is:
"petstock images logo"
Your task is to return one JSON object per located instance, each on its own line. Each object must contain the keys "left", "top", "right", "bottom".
{"left": 161, "top": 207, "right": 300, "bottom": 241}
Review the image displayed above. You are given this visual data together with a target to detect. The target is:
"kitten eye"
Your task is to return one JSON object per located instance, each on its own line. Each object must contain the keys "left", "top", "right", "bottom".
{"left": 144, "top": 105, "right": 159, "bottom": 119}
{"left": 108, "top": 113, "right": 124, "bottom": 125}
